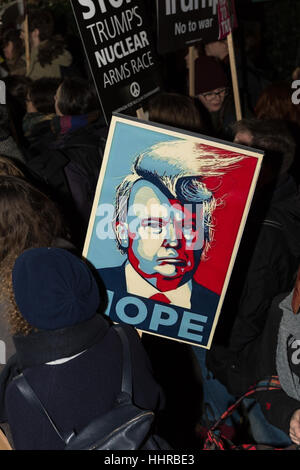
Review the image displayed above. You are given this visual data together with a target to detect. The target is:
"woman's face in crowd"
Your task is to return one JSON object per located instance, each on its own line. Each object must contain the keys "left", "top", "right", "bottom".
{"left": 26, "top": 93, "right": 37, "bottom": 114}
{"left": 3, "top": 41, "right": 14, "bottom": 61}
{"left": 198, "top": 87, "right": 227, "bottom": 113}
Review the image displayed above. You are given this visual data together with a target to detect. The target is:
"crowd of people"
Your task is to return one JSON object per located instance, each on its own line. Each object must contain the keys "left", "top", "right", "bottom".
{"left": 1, "top": 5, "right": 300, "bottom": 451}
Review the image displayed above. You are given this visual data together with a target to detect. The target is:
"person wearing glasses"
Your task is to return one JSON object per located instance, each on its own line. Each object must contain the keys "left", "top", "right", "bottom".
{"left": 198, "top": 87, "right": 228, "bottom": 114}
{"left": 194, "top": 54, "right": 237, "bottom": 140}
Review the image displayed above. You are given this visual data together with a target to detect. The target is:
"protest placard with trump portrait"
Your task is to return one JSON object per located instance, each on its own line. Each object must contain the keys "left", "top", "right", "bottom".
{"left": 83, "top": 114, "right": 263, "bottom": 348}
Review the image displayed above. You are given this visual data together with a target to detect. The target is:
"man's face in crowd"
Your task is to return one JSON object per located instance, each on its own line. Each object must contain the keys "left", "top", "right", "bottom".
{"left": 20, "top": 22, "right": 39, "bottom": 47}
{"left": 234, "top": 129, "right": 271, "bottom": 188}
{"left": 198, "top": 87, "right": 227, "bottom": 113}
{"left": 118, "top": 180, "right": 205, "bottom": 292}
{"left": 19, "top": 22, "right": 25, "bottom": 42}
{"left": 204, "top": 40, "right": 228, "bottom": 61}
{"left": 234, "top": 130, "right": 253, "bottom": 146}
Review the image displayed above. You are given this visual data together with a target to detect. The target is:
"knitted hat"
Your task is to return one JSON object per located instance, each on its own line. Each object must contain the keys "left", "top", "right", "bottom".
{"left": 12, "top": 247, "right": 100, "bottom": 330}
{"left": 194, "top": 55, "right": 228, "bottom": 95}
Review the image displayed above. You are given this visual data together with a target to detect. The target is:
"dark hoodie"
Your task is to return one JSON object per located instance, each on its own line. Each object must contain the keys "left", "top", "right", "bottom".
{"left": 26, "top": 111, "right": 108, "bottom": 248}
{"left": 230, "top": 174, "right": 300, "bottom": 350}
{"left": 206, "top": 174, "right": 300, "bottom": 395}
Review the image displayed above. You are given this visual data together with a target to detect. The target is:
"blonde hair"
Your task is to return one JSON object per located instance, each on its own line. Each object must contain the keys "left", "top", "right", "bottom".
{"left": 0, "top": 256, "right": 33, "bottom": 336}
{"left": 0, "top": 156, "right": 25, "bottom": 178}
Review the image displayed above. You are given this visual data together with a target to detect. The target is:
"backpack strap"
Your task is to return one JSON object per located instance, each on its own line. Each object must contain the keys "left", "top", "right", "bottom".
{"left": 113, "top": 325, "right": 133, "bottom": 397}
{"left": 12, "top": 324, "right": 132, "bottom": 445}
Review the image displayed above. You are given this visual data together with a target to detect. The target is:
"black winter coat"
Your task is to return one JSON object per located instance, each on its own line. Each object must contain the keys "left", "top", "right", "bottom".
{"left": 207, "top": 175, "right": 300, "bottom": 395}
{"left": 26, "top": 118, "right": 108, "bottom": 248}
{"left": 218, "top": 292, "right": 300, "bottom": 436}
{"left": 3, "top": 316, "right": 164, "bottom": 450}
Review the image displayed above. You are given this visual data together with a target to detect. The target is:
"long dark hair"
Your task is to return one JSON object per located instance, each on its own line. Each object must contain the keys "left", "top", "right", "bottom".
{"left": 0, "top": 176, "right": 67, "bottom": 263}
{"left": 0, "top": 176, "right": 69, "bottom": 335}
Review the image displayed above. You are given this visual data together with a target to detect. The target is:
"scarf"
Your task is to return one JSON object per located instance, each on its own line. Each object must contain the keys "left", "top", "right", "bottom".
{"left": 50, "top": 110, "right": 101, "bottom": 138}
{"left": 13, "top": 314, "right": 110, "bottom": 369}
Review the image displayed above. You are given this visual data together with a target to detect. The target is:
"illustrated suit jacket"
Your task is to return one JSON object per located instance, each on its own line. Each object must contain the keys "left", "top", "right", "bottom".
{"left": 98, "top": 262, "right": 220, "bottom": 318}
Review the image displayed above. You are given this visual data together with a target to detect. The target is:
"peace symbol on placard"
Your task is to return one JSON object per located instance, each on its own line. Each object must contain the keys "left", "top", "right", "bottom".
{"left": 130, "top": 81, "right": 140, "bottom": 98}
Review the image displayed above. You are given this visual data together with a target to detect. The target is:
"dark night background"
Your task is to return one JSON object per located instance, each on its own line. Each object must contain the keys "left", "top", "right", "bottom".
{"left": 1, "top": 0, "right": 300, "bottom": 96}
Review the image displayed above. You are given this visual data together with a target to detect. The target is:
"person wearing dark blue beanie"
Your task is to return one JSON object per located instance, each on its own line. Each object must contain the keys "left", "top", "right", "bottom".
{"left": 12, "top": 247, "right": 100, "bottom": 331}
{"left": 2, "top": 247, "right": 163, "bottom": 450}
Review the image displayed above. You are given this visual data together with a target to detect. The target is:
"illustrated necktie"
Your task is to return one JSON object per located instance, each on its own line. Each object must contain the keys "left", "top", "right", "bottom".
{"left": 149, "top": 293, "right": 171, "bottom": 304}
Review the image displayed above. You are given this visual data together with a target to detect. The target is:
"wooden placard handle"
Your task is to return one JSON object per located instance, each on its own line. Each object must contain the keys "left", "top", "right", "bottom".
{"left": 188, "top": 46, "right": 197, "bottom": 97}
{"left": 24, "top": 1, "right": 30, "bottom": 75}
{"left": 136, "top": 107, "right": 146, "bottom": 120}
{"left": 227, "top": 32, "right": 242, "bottom": 121}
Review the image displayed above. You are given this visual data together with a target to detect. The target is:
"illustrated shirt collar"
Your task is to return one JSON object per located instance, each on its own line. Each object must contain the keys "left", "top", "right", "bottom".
{"left": 125, "top": 262, "right": 192, "bottom": 309}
